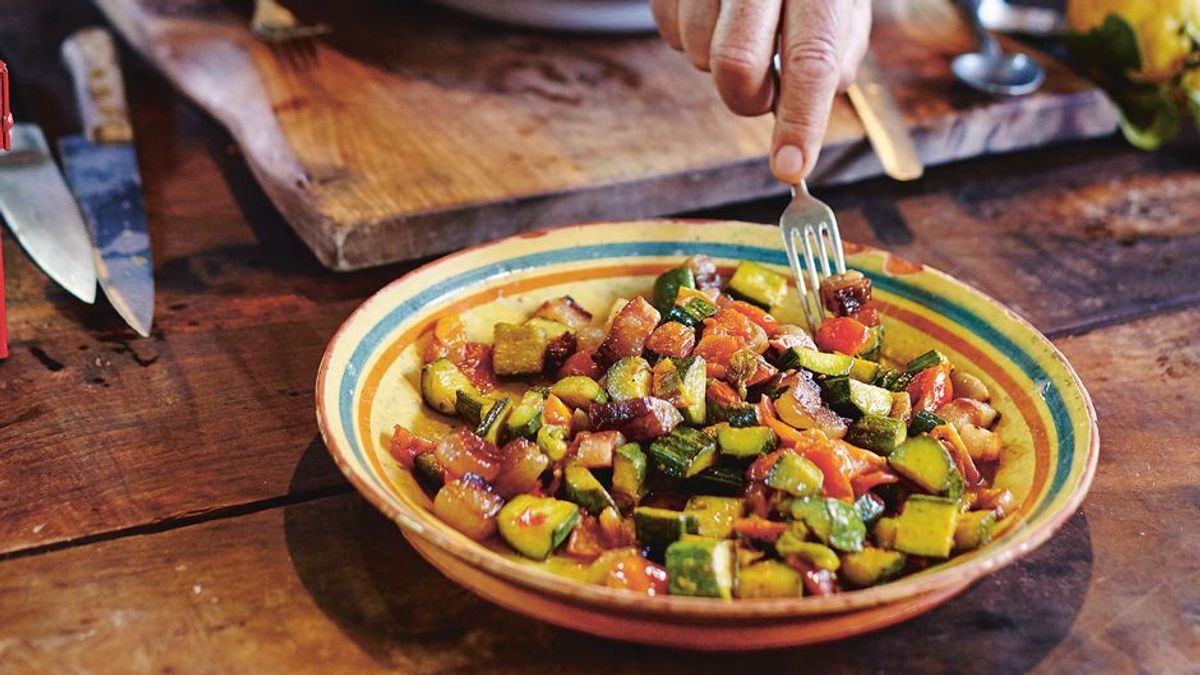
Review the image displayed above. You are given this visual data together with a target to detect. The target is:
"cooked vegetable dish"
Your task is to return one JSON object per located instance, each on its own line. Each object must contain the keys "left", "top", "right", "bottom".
{"left": 391, "top": 256, "right": 1014, "bottom": 599}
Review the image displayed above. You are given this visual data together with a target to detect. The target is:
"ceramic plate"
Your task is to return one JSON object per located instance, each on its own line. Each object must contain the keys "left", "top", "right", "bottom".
{"left": 425, "top": 0, "right": 656, "bottom": 33}
{"left": 316, "top": 219, "right": 1098, "bottom": 649}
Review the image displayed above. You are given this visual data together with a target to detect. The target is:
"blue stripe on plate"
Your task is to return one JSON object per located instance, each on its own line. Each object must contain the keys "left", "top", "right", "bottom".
{"left": 338, "top": 241, "right": 1076, "bottom": 520}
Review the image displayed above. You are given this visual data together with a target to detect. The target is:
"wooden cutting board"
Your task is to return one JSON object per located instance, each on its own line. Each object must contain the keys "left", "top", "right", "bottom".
{"left": 96, "top": 0, "right": 1117, "bottom": 270}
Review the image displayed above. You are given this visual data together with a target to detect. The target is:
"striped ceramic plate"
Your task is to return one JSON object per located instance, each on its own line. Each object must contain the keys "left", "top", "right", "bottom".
{"left": 316, "top": 219, "right": 1098, "bottom": 647}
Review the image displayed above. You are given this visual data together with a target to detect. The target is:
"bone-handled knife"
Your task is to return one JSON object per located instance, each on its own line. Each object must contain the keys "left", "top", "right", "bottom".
{"left": 59, "top": 28, "right": 154, "bottom": 337}
{"left": 846, "top": 54, "right": 924, "bottom": 182}
{"left": 0, "top": 45, "right": 98, "bottom": 305}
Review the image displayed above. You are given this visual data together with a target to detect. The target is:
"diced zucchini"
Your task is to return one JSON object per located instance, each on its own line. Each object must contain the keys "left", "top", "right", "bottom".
{"left": 873, "top": 516, "right": 899, "bottom": 549}
{"left": 839, "top": 548, "right": 907, "bottom": 587}
{"left": 766, "top": 451, "right": 825, "bottom": 497}
{"left": 665, "top": 296, "right": 718, "bottom": 328}
{"left": 717, "top": 425, "right": 778, "bottom": 459}
{"left": 888, "top": 436, "right": 964, "bottom": 499}
{"left": 859, "top": 324, "right": 885, "bottom": 362}
{"left": 562, "top": 465, "right": 618, "bottom": 515}
{"left": 536, "top": 425, "right": 570, "bottom": 462}
{"left": 652, "top": 266, "right": 696, "bottom": 313}
{"left": 775, "top": 380, "right": 847, "bottom": 438}
{"left": 454, "top": 390, "right": 493, "bottom": 428}
{"left": 493, "top": 322, "right": 548, "bottom": 375}
{"left": 790, "top": 498, "right": 866, "bottom": 552}
{"left": 849, "top": 357, "right": 881, "bottom": 382}
{"left": 665, "top": 537, "right": 735, "bottom": 599}
{"left": 412, "top": 452, "right": 445, "bottom": 492}
{"left": 649, "top": 427, "right": 718, "bottom": 479}
{"left": 421, "top": 358, "right": 478, "bottom": 415}
{"left": 676, "top": 357, "right": 707, "bottom": 424}
{"left": 634, "top": 506, "right": 700, "bottom": 553}
{"left": 505, "top": 390, "right": 545, "bottom": 441}
{"left": 894, "top": 495, "right": 960, "bottom": 558}
{"left": 549, "top": 375, "right": 607, "bottom": 409}
{"left": 605, "top": 356, "right": 652, "bottom": 401}
{"left": 954, "top": 509, "right": 998, "bottom": 551}
{"left": 690, "top": 466, "right": 746, "bottom": 497}
{"left": 612, "top": 443, "right": 648, "bottom": 507}
{"left": 908, "top": 410, "right": 946, "bottom": 435}
{"left": 821, "top": 376, "right": 894, "bottom": 419}
{"left": 456, "top": 392, "right": 511, "bottom": 445}
{"left": 707, "top": 399, "right": 758, "bottom": 427}
{"left": 873, "top": 367, "right": 915, "bottom": 392}
{"left": 906, "top": 349, "right": 949, "bottom": 373}
{"left": 735, "top": 560, "right": 802, "bottom": 599}
{"left": 684, "top": 496, "right": 744, "bottom": 539}
{"left": 726, "top": 261, "right": 788, "bottom": 309}
{"left": 854, "top": 492, "right": 886, "bottom": 525}
{"left": 776, "top": 535, "right": 841, "bottom": 571}
{"left": 846, "top": 414, "right": 908, "bottom": 454}
{"left": 777, "top": 348, "right": 853, "bottom": 376}
{"left": 497, "top": 495, "right": 580, "bottom": 560}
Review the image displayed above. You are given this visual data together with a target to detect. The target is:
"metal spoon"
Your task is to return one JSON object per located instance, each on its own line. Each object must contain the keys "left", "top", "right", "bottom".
{"left": 951, "top": 0, "right": 1045, "bottom": 96}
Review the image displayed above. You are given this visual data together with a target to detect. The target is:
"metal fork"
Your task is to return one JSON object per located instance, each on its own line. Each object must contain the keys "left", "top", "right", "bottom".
{"left": 251, "top": 0, "right": 330, "bottom": 71}
{"left": 771, "top": 54, "right": 846, "bottom": 333}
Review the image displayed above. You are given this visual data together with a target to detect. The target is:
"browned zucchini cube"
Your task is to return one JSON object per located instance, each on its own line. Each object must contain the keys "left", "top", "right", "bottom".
{"left": 493, "top": 323, "right": 548, "bottom": 375}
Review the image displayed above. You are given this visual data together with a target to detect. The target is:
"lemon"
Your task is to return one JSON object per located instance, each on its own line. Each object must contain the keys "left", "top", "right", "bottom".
{"left": 1068, "top": 0, "right": 1200, "bottom": 82}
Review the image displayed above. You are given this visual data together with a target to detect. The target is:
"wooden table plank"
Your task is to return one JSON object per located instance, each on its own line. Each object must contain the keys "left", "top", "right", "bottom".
{"left": 1, "top": 308, "right": 1196, "bottom": 671}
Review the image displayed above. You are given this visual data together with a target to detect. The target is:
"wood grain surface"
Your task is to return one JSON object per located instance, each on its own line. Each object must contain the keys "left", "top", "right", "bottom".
{"left": 1, "top": 1, "right": 1198, "bottom": 670}
{"left": 92, "top": 0, "right": 1116, "bottom": 270}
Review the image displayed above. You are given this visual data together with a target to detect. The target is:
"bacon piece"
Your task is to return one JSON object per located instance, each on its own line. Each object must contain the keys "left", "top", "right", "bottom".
{"left": 588, "top": 397, "right": 683, "bottom": 442}
{"left": 685, "top": 254, "right": 722, "bottom": 290}
{"left": 533, "top": 296, "right": 593, "bottom": 329}
{"left": 819, "top": 271, "right": 873, "bottom": 317}
{"left": 389, "top": 425, "right": 436, "bottom": 470}
{"left": 544, "top": 331, "right": 578, "bottom": 373}
{"left": 645, "top": 321, "right": 696, "bottom": 358}
{"left": 493, "top": 438, "right": 550, "bottom": 498}
{"left": 568, "top": 430, "right": 626, "bottom": 468}
{"left": 770, "top": 324, "right": 817, "bottom": 353}
{"left": 557, "top": 350, "right": 602, "bottom": 379}
{"left": 434, "top": 427, "right": 502, "bottom": 482}
{"left": 595, "top": 296, "right": 661, "bottom": 368}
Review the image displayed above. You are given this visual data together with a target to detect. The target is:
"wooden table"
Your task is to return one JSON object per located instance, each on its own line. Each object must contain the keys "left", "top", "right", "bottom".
{"left": 2, "top": 2, "right": 1198, "bottom": 672}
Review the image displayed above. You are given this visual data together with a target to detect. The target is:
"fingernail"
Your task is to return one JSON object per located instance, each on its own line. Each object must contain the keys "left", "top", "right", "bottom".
{"left": 773, "top": 145, "right": 805, "bottom": 183}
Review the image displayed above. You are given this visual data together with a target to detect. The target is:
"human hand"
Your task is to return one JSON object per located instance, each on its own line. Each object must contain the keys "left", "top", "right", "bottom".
{"left": 650, "top": 0, "right": 872, "bottom": 183}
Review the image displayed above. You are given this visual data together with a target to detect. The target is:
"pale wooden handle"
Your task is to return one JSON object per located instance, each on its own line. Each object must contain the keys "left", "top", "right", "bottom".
{"left": 62, "top": 28, "right": 132, "bottom": 144}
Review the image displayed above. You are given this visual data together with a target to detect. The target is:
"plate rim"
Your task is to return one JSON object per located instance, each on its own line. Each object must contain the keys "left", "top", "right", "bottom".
{"left": 315, "top": 218, "right": 1099, "bottom": 619}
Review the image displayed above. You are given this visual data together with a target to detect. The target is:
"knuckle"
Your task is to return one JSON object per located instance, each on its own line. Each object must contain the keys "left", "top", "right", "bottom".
{"left": 710, "top": 44, "right": 760, "bottom": 82}
{"left": 784, "top": 36, "right": 841, "bottom": 85}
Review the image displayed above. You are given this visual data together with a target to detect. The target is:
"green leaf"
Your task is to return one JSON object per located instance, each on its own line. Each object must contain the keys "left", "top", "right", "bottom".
{"left": 1065, "top": 13, "right": 1143, "bottom": 79}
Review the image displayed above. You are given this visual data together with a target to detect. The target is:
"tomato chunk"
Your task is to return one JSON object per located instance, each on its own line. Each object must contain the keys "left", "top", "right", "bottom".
{"left": 645, "top": 321, "right": 696, "bottom": 358}
{"left": 815, "top": 316, "right": 872, "bottom": 356}
{"left": 389, "top": 425, "right": 435, "bottom": 470}
{"left": 908, "top": 364, "right": 954, "bottom": 414}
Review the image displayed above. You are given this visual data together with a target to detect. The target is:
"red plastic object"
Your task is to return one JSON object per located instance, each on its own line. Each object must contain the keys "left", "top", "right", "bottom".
{"left": 1, "top": 59, "right": 11, "bottom": 151}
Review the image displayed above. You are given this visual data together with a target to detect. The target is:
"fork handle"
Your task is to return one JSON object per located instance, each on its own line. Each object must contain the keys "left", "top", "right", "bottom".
{"left": 62, "top": 27, "right": 133, "bottom": 144}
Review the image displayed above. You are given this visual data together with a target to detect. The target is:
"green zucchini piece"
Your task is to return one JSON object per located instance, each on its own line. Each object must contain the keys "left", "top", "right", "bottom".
{"left": 765, "top": 451, "right": 825, "bottom": 497}
{"left": 493, "top": 322, "right": 548, "bottom": 375}
{"left": 846, "top": 414, "right": 908, "bottom": 454}
{"left": 735, "top": 560, "right": 801, "bottom": 599}
{"left": 873, "top": 367, "right": 915, "bottom": 392}
{"left": 849, "top": 357, "right": 881, "bottom": 383}
{"left": 605, "top": 356, "right": 653, "bottom": 401}
{"left": 562, "top": 465, "right": 618, "bottom": 515}
{"left": 634, "top": 506, "right": 700, "bottom": 553}
{"left": 505, "top": 390, "right": 545, "bottom": 441}
{"left": 420, "top": 358, "right": 478, "bottom": 415}
{"left": 790, "top": 498, "right": 866, "bottom": 552}
{"left": 894, "top": 495, "right": 960, "bottom": 558}
{"left": 908, "top": 410, "right": 946, "bottom": 435}
{"left": 821, "top": 376, "right": 894, "bottom": 419}
{"left": 906, "top": 349, "right": 949, "bottom": 374}
{"left": 839, "top": 548, "right": 907, "bottom": 587}
{"left": 858, "top": 324, "right": 885, "bottom": 362}
{"left": 707, "top": 400, "right": 758, "bottom": 427}
{"left": 684, "top": 496, "right": 744, "bottom": 539}
{"left": 456, "top": 391, "right": 511, "bottom": 445}
{"left": 676, "top": 356, "right": 707, "bottom": 425}
{"left": 726, "top": 261, "right": 788, "bottom": 309}
{"left": 777, "top": 348, "right": 854, "bottom": 376}
{"left": 652, "top": 266, "right": 696, "bottom": 313}
{"left": 690, "top": 466, "right": 746, "bottom": 497}
{"left": 497, "top": 495, "right": 581, "bottom": 560}
{"left": 612, "top": 443, "right": 648, "bottom": 507}
{"left": 888, "top": 436, "right": 964, "bottom": 498}
{"left": 649, "top": 427, "right": 718, "bottom": 479}
{"left": 954, "top": 509, "right": 998, "bottom": 551}
{"left": 665, "top": 537, "right": 735, "bottom": 599}
{"left": 717, "top": 425, "right": 778, "bottom": 459}
{"left": 455, "top": 390, "right": 493, "bottom": 428}
{"left": 664, "top": 297, "right": 718, "bottom": 328}
{"left": 536, "top": 425, "right": 570, "bottom": 462}
{"left": 776, "top": 534, "right": 841, "bottom": 571}
{"left": 853, "top": 492, "right": 886, "bottom": 525}
{"left": 412, "top": 452, "right": 445, "bottom": 493}
{"left": 549, "top": 375, "right": 607, "bottom": 409}
{"left": 873, "top": 516, "right": 899, "bottom": 549}
{"left": 477, "top": 397, "right": 511, "bottom": 445}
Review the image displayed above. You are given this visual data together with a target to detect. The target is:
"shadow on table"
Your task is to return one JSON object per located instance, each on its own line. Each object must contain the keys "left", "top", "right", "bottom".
{"left": 284, "top": 440, "right": 1092, "bottom": 674}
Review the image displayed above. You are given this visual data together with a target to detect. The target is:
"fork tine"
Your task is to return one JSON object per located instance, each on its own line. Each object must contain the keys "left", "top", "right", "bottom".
{"left": 825, "top": 219, "right": 847, "bottom": 275}
{"left": 800, "top": 227, "right": 825, "bottom": 330}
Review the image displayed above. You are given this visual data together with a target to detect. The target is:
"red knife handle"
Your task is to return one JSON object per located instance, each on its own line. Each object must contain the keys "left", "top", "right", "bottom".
{"left": 1, "top": 59, "right": 11, "bottom": 151}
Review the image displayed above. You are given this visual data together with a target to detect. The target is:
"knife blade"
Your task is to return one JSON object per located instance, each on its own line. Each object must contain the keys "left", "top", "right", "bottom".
{"left": 846, "top": 54, "right": 924, "bottom": 182}
{"left": 0, "top": 47, "right": 97, "bottom": 305}
{"left": 58, "top": 28, "right": 154, "bottom": 337}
